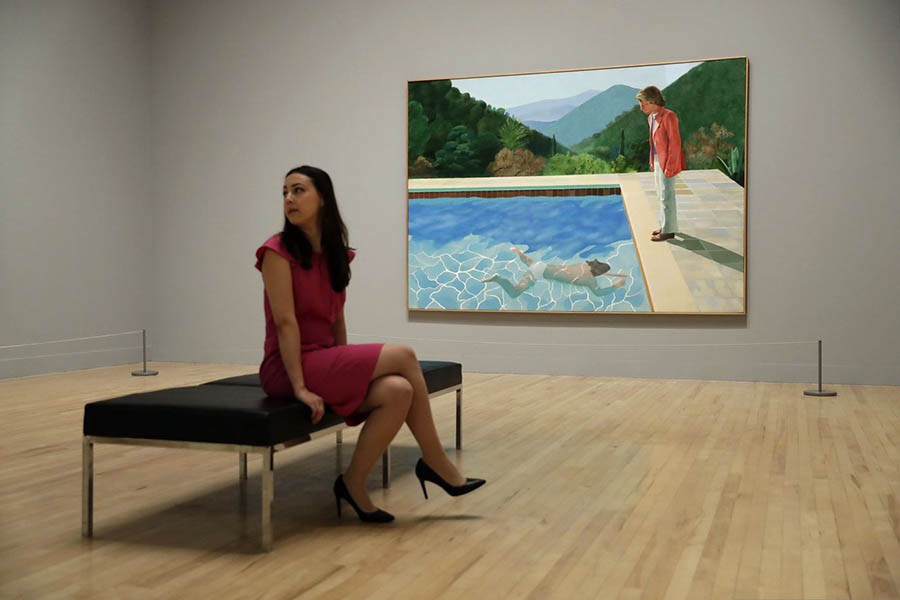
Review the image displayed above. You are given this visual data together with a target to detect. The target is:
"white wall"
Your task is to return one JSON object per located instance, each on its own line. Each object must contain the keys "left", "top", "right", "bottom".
{"left": 4, "top": 0, "right": 898, "bottom": 384}
{"left": 147, "top": 0, "right": 900, "bottom": 385}
{"left": 1, "top": 0, "right": 152, "bottom": 377}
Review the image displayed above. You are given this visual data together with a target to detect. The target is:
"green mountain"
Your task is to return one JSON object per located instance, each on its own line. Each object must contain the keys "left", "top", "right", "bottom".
{"left": 526, "top": 84, "right": 640, "bottom": 147}
{"left": 572, "top": 58, "right": 747, "bottom": 176}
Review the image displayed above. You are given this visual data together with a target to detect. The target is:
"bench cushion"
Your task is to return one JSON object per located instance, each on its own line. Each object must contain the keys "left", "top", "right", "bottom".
{"left": 205, "top": 360, "right": 461, "bottom": 395}
{"left": 83, "top": 385, "right": 343, "bottom": 446}
{"left": 203, "top": 373, "right": 261, "bottom": 387}
{"left": 419, "top": 360, "right": 462, "bottom": 394}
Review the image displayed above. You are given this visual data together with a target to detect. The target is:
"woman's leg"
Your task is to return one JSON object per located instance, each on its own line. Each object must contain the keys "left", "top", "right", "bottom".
{"left": 371, "top": 344, "right": 467, "bottom": 486}
{"left": 343, "top": 375, "right": 412, "bottom": 511}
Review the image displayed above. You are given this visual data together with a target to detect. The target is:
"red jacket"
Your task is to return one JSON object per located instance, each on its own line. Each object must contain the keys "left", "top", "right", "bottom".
{"left": 648, "top": 107, "right": 686, "bottom": 178}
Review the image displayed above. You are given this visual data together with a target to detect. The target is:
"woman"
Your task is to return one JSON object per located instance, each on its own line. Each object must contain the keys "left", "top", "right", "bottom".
{"left": 636, "top": 86, "right": 686, "bottom": 242}
{"left": 481, "top": 247, "right": 628, "bottom": 298}
{"left": 257, "top": 165, "right": 484, "bottom": 523}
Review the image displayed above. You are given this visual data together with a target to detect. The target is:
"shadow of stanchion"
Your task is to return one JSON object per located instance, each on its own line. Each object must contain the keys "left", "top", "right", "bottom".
{"left": 668, "top": 233, "right": 744, "bottom": 272}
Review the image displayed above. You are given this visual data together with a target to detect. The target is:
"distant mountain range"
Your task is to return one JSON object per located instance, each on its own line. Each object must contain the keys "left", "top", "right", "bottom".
{"left": 506, "top": 90, "right": 600, "bottom": 123}
{"left": 511, "top": 85, "right": 640, "bottom": 147}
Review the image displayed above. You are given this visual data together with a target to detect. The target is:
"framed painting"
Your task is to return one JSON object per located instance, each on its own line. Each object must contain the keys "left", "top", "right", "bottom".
{"left": 407, "top": 57, "right": 748, "bottom": 314}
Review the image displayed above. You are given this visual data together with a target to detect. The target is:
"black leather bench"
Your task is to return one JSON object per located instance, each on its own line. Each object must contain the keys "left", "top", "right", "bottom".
{"left": 202, "top": 360, "right": 464, "bottom": 449}
{"left": 199, "top": 361, "right": 464, "bottom": 488}
{"left": 82, "top": 360, "right": 462, "bottom": 551}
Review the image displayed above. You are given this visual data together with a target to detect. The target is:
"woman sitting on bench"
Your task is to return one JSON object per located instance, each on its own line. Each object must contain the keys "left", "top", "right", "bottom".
{"left": 256, "top": 165, "right": 485, "bottom": 523}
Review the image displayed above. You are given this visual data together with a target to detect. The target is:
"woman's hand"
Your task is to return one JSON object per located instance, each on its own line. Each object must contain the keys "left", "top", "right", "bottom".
{"left": 294, "top": 385, "right": 325, "bottom": 424}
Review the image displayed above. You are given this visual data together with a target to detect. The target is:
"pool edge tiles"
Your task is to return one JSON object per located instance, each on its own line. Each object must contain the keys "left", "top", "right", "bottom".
{"left": 408, "top": 186, "right": 622, "bottom": 199}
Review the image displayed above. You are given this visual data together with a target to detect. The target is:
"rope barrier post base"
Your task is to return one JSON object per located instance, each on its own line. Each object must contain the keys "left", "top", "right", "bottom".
{"left": 131, "top": 369, "right": 159, "bottom": 377}
{"left": 803, "top": 388, "right": 837, "bottom": 397}
{"left": 131, "top": 329, "right": 158, "bottom": 377}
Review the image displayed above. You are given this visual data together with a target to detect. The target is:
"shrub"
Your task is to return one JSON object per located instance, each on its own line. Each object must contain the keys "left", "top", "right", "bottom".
{"left": 543, "top": 153, "right": 612, "bottom": 175}
{"left": 488, "top": 147, "right": 546, "bottom": 176}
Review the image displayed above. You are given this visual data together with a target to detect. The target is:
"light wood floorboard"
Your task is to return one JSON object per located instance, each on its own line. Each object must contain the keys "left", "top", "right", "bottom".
{"left": 1, "top": 364, "right": 899, "bottom": 599}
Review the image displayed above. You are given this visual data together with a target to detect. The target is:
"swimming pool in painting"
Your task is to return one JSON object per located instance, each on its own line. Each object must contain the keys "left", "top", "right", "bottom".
{"left": 408, "top": 192, "right": 650, "bottom": 312}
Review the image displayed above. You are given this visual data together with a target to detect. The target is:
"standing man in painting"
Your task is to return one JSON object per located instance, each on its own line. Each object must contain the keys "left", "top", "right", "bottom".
{"left": 637, "top": 86, "right": 686, "bottom": 242}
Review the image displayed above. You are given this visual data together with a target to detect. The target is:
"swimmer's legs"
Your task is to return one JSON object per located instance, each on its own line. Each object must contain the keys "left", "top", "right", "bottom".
{"left": 511, "top": 247, "right": 533, "bottom": 266}
{"left": 481, "top": 273, "right": 535, "bottom": 298}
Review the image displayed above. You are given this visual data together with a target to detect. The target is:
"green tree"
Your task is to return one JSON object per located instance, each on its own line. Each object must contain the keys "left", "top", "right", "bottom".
{"left": 498, "top": 119, "right": 529, "bottom": 150}
{"left": 474, "top": 132, "right": 502, "bottom": 168}
{"left": 434, "top": 126, "right": 483, "bottom": 177}
{"left": 610, "top": 155, "right": 631, "bottom": 173}
{"left": 408, "top": 100, "right": 431, "bottom": 164}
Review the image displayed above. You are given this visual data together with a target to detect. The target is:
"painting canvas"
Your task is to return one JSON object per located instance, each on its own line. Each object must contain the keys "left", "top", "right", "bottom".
{"left": 407, "top": 57, "right": 748, "bottom": 314}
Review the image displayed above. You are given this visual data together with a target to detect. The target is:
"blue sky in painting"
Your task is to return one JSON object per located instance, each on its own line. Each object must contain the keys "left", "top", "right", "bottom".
{"left": 451, "top": 61, "right": 701, "bottom": 110}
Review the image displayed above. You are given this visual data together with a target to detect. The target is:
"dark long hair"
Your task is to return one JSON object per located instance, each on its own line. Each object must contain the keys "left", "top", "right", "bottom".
{"left": 587, "top": 259, "right": 611, "bottom": 276}
{"left": 280, "top": 165, "right": 352, "bottom": 292}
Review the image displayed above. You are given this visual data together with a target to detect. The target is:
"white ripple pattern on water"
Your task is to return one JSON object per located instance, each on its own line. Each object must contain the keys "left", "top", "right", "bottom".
{"left": 408, "top": 234, "right": 649, "bottom": 312}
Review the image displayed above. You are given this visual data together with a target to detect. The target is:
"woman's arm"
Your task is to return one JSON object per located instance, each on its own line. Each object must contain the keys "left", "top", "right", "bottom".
{"left": 260, "top": 250, "right": 324, "bottom": 423}
{"left": 333, "top": 308, "right": 347, "bottom": 346}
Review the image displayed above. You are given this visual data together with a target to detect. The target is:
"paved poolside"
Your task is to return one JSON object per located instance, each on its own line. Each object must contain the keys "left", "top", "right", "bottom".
{"left": 624, "top": 168, "right": 746, "bottom": 313}
{"left": 409, "top": 170, "right": 746, "bottom": 313}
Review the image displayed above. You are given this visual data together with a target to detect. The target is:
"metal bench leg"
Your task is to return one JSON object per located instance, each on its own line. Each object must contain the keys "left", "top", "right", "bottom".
{"left": 382, "top": 446, "right": 391, "bottom": 489}
{"left": 82, "top": 437, "right": 93, "bottom": 537}
{"left": 261, "top": 448, "right": 274, "bottom": 552}
{"left": 456, "top": 388, "right": 462, "bottom": 450}
{"left": 238, "top": 451, "right": 249, "bottom": 522}
{"left": 335, "top": 430, "right": 343, "bottom": 473}
{"left": 239, "top": 452, "right": 247, "bottom": 480}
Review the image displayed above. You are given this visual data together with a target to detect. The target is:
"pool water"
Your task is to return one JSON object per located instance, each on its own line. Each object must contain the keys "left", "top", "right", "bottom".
{"left": 408, "top": 194, "right": 649, "bottom": 312}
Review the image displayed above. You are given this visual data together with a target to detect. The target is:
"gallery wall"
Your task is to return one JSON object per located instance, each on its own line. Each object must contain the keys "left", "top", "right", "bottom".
{"left": 148, "top": 0, "right": 899, "bottom": 385}
{"left": 3, "top": 0, "right": 898, "bottom": 384}
{"left": 1, "top": 0, "right": 152, "bottom": 378}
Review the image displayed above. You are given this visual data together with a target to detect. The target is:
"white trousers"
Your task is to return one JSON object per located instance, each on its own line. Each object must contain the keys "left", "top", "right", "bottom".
{"left": 653, "top": 156, "right": 678, "bottom": 234}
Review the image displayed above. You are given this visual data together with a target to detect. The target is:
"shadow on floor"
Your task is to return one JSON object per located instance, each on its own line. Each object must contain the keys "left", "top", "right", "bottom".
{"left": 669, "top": 233, "right": 744, "bottom": 272}
{"left": 84, "top": 444, "right": 452, "bottom": 553}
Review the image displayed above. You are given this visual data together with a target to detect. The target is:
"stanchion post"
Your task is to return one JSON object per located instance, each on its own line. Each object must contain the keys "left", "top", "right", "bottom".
{"left": 804, "top": 340, "right": 836, "bottom": 397}
{"left": 131, "top": 329, "right": 159, "bottom": 376}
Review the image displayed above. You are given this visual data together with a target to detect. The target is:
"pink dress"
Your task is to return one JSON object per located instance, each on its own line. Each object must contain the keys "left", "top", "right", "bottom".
{"left": 256, "top": 234, "right": 383, "bottom": 425}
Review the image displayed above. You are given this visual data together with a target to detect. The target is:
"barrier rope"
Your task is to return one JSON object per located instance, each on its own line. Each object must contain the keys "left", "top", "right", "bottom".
{"left": 0, "top": 330, "right": 145, "bottom": 350}
{"left": 347, "top": 334, "right": 819, "bottom": 350}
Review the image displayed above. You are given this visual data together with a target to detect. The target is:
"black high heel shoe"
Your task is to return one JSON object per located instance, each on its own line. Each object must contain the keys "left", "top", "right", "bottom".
{"left": 333, "top": 475, "right": 395, "bottom": 523}
{"left": 415, "top": 458, "right": 486, "bottom": 499}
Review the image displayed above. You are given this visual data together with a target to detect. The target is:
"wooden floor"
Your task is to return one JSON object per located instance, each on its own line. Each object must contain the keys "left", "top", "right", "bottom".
{"left": 1, "top": 364, "right": 899, "bottom": 599}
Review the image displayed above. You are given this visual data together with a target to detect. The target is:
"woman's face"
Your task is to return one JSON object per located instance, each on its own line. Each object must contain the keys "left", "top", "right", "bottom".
{"left": 283, "top": 173, "right": 322, "bottom": 230}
